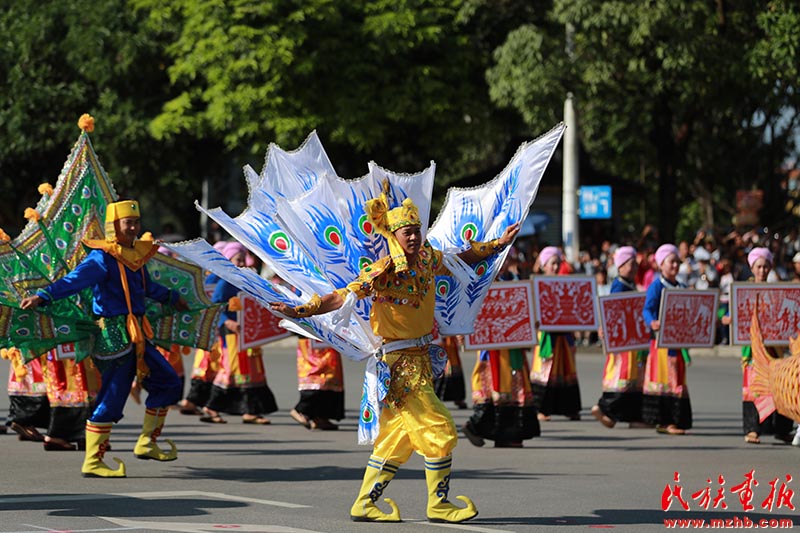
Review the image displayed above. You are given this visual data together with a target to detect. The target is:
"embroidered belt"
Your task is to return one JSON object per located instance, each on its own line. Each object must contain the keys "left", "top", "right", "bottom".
{"left": 381, "top": 333, "right": 434, "bottom": 356}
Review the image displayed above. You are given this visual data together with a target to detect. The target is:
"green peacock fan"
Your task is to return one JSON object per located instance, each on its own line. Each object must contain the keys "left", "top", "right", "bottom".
{"left": 0, "top": 116, "right": 222, "bottom": 363}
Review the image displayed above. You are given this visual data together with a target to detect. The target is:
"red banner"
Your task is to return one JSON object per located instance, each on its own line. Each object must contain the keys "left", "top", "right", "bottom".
{"left": 237, "top": 292, "right": 291, "bottom": 351}
{"left": 657, "top": 289, "right": 719, "bottom": 348}
{"left": 598, "top": 292, "right": 650, "bottom": 353}
{"left": 731, "top": 283, "right": 800, "bottom": 346}
{"left": 465, "top": 281, "right": 536, "bottom": 350}
{"left": 533, "top": 276, "right": 598, "bottom": 331}
{"left": 56, "top": 342, "right": 77, "bottom": 360}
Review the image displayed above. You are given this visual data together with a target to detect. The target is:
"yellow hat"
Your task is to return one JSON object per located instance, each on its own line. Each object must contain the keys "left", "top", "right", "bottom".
{"left": 105, "top": 200, "right": 140, "bottom": 239}
{"left": 386, "top": 198, "right": 421, "bottom": 233}
{"left": 365, "top": 182, "right": 420, "bottom": 272}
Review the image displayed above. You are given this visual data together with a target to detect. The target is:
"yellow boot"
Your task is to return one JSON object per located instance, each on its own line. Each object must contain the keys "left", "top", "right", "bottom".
{"left": 424, "top": 456, "right": 478, "bottom": 523}
{"left": 349, "top": 455, "right": 402, "bottom": 522}
{"left": 81, "top": 421, "right": 126, "bottom": 478}
{"left": 134, "top": 407, "right": 177, "bottom": 461}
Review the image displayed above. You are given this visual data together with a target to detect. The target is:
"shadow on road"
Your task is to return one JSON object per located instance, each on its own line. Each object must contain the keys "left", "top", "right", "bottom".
{"left": 475, "top": 508, "right": 795, "bottom": 527}
{"left": 0, "top": 494, "right": 246, "bottom": 518}
{"left": 171, "top": 465, "right": 547, "bottom": 483}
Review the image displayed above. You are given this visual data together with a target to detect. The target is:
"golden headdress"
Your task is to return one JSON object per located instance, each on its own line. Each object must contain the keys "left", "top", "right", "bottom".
{"left": 83, "top": 199, "right": 157, "bottom": 271}
{"left": 104, "top": 200, "right": 140, "bottom": 240}
{"left": 364, "top": 180, "right": 421, "bottom": 272}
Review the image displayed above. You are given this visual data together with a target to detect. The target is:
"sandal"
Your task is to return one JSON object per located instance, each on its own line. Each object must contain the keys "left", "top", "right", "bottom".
{"left": 199, "top": 415, "right": 227, "bottom": 424}
{"left": 290, "top": 409, "right": 311, "bottom": 429}
{"left": 462, "top": 423, "right": 485, "bottom": 448}
{"left": 43, "top": 437, "right": 78, "bottom": 451}
{"left": 10, "top": 422, "right": 45, "bottom": 442}
{"left": 242, "top": 416, "right": 271, "bottom": 425}
{"left": 591, "top": 405, "right": 616, "bottom": 428}
{"left": 745, "top": 432, "right": 761, "bottom": 444}
{"left": 179, "top": 401, "right": 202, "bottom": 415}
{"left": 311, "top": 418, "right": 338, "bottom": 430}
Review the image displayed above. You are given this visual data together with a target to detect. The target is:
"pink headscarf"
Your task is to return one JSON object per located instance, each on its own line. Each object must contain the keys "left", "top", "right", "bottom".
{"left": 213, "top": 240, "right": 228, "bottom": 252}
{"left": 222, "top": 241, "right": 246, "bottom": 260}
{"left": 747, "top": 247, "right": 773, "bottom": 268}
{"left": 613, "top": 246, "right": 637, "bottom": 268}
{"left": 538, "top": 246, "right": 561, "bottom": 268}
{"left": 655, "top": 243, "right": 679, "bottom": 267}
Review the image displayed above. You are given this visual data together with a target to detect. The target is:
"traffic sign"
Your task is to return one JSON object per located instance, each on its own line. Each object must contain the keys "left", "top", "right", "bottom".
{"left": 579, "top": 185, "right": 612, "bottom": 219}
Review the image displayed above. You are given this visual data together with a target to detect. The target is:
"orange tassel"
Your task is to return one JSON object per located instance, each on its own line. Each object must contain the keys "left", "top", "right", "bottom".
{"left": 126, "top": 313, "right": 145, "bottom": 356}
{"left": 142, "top": 316, "right": 154, "bottom": 339}
{"left": 77, "top": 113, "right": 95, "bottom": 133}
{"left": 23, "top": 208, "right": 41, "bottom": 222}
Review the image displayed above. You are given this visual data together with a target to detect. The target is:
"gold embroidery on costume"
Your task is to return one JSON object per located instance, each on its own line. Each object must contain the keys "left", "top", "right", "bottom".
{"left": 384, "top": 347, "right": 433, "bottom": 408}
{"left": 348, "top": 243, "right": 440, "bottom": 309}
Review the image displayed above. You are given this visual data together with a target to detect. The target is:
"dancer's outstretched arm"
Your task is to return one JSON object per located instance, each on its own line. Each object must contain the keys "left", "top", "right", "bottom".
{"left": 456, "top": 222, "right": 520, "bottom": 265}
{"left": 270, "top": 291, "right": 344, "bottom": 319}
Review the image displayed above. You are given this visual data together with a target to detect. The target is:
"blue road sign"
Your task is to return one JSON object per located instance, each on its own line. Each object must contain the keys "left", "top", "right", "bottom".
{"left": 579, "top": 185, "right": 612, "bottom": 219}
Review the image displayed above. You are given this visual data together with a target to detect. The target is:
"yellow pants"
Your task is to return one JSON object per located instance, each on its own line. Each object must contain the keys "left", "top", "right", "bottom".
{"left": 372, "top": 349, "right": 457, "bottom": 462}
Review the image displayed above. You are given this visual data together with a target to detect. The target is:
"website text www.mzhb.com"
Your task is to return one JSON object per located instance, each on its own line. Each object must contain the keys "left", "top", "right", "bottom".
{"left": 664, "top": 516, "right": 793, "bottom": 528}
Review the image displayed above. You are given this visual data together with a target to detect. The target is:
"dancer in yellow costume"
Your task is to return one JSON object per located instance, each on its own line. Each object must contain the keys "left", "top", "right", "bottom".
{"left": 272, "top": 193, "right": 519, "bottom": 524}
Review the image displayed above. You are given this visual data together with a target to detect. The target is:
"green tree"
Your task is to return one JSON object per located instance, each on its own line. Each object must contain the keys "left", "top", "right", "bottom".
{"left": 0, "top": 0, "right": 223, "bottom": 237}
{"left": 133, "top": 0, "right": 541, "bottom": 208}
{"left": 486, "top": 0, "right": 800, "bottom": 241}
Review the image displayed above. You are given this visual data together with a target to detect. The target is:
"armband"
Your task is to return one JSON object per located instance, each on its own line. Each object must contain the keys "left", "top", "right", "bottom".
{"left": 294, "top": 293, "right": 322, "bottom": 318}
{"left": 333, "top": 288, "right": 351, "bottom": 301}
{"left": 469, "top": 238, "right": 504, "bottom": 259}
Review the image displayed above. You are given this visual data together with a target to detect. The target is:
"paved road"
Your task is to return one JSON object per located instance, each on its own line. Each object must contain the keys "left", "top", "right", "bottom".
{"left": 0, "top": 346, "right": 797, "bottom": 533}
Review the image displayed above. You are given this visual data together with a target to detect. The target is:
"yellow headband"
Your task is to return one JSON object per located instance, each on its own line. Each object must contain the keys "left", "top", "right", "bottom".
{"left": 105, "top": 200, "right": 140, "bottom": 239}
{"left": 386, "top": 198, "right": 421, "bottom": 232}
{"left": 364, "top": 184, "right": 420, "bottom": 272}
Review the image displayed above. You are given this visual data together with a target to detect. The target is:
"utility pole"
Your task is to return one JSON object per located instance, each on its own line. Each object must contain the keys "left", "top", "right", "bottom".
{"left": 200, "top": 176, "right": 209, "bottom": 240}
{"left": 562, "top": 23, "right": 579, "bottom": 266}
{"left": 562, "top": 94, "right": 579, "bottom": 265}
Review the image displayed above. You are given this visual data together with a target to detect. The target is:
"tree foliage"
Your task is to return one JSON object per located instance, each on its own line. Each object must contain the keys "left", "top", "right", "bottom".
{"left": 486, "top": 0, "right": 800, "bottom": 240}
{"left": 0, "top": 0, "right": 224, "bottom": 237}
{"left": 132, "top": 0, "right": 536, "bottom": 199}
{"left": 2, "top": 1, "right": 798, "bottom": 244}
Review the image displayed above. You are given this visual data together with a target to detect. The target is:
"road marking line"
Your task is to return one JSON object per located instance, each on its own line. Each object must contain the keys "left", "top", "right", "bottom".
{"left": 0, "top": 490, "right": 310, "bottom": 509}
{"left": 100, "top": 516, "right": 322, "bottom": 532}
{"left": 13, "top": 526, "right": 137, "bottom": 533}
{"left": 405, "top": 518, "right": 515, "bottom": 532}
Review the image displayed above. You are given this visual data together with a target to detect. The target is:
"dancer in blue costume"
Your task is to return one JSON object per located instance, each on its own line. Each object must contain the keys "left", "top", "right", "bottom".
{"left": 21, "top": 200, "right": 188, "bottom": 477}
